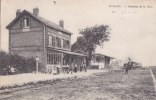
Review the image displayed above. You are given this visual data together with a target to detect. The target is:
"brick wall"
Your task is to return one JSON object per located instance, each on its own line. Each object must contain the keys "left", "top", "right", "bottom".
{"left": 10, "top": 31, "right": 43, "bottom": 47}
{"left": 9, "top": 14, "right": 45, "bottom": 64}
{"left": 9, "top": 15, "right": 44, "bottom": 48}
{"left": 45, "top": 26, "right": 71, "bottom": 50}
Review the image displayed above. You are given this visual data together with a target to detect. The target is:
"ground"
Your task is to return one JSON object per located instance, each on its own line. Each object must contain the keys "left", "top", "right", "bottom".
{"left": 0, "top": 69, "right": 156, "bottom": 100}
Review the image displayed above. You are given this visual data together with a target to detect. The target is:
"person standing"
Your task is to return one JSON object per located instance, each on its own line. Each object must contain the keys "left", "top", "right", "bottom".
{"left": 125, "top": 64, "right": 129, "bottom": 74}
{"left": 125, "top": 61, "right": 132, "bottom": 74}
{"left": 57, "top": 67, "right": 60, "bottom": 75}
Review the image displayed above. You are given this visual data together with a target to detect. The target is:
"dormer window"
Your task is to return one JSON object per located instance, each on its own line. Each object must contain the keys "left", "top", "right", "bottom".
{"left": 24, "top": 18, "right": 29, "bottom": 27}
{"left": 20, "top": 16, "right": 31, "bottom": 28}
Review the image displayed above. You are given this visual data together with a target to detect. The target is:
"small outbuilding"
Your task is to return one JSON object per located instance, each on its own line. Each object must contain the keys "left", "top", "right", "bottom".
{"left": 91, "top": 53, "right": 114, "bottom": 69}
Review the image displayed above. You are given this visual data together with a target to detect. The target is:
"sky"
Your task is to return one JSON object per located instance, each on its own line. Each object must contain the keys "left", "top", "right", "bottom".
{"left": 1, "top": 0, "right": 156, "bottom": 66}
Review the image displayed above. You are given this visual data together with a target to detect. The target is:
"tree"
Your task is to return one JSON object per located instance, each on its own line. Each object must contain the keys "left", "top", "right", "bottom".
{"left": 71, "top": 36, "right": 88, "bottom": 54}
{"left": 0, "top": 51, "right": 10, "bottom": 70}
{"left": 96, "top": 56, "right": 104, "bottom": 66}
{"left": 71, "top": 25, "right": 111, "bottom": 67}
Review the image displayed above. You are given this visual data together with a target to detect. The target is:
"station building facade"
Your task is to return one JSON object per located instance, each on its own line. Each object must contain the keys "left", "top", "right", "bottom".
{"left": 6, "top": 8, "right": 86, "bottom": 73}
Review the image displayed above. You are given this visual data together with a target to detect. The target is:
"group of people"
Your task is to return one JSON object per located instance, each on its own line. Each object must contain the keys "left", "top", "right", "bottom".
{"left": 4, "top": 66, "right": 16, "bottom": 75}
{"left": 57, "top": 62, "right": 87, "bottom": 75}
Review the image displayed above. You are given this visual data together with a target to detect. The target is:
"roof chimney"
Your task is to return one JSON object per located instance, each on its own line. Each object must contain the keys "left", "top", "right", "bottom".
{"left": 59, "top": 20, "right": 64, "bottom": 28}
{"left": 33, "top": 7, "right": 39, "bottom": 16}
{"left": 16, "top": 9, "right": 21, "bottom": 17}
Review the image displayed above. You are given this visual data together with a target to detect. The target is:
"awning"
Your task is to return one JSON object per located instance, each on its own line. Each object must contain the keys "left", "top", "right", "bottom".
{"left": 95, "top": 53, "right": 114, "bottom": 59}
{"left": 47, "top": 47, "right": 87, "bottom": 57}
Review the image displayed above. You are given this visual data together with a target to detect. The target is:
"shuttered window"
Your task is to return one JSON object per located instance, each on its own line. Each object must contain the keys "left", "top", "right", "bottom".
{"left": 48, "top": 35, "right": 52, "bottom": 46}
{"left": 52, "top": 36, "right": 55, "bottom": 47}
{"left": 56, "top": 37, "right": 59, "bottom": 47}
{"left": 67, "top": 40, "right": 70, "bottom": 49}
{"left": 56, "top": 37, "right": 61, "bottom": 48}
{"left": 63, "top": 39, "right": 70, "bottom": 49}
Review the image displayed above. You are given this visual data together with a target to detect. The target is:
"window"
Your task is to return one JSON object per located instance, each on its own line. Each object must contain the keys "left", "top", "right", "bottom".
{"left": 48, "top": 35, "right": 52, "bottom": 46}
{"left": 67, "top": 40, "right": 70, "bottom": 49}
{"left": 63, "top": 39, "right": 66, "bottom": 48}
{"left": 52, "top": 36, "right": 55, "bottom": 47}
{"left": 20, "top": 16, "right": 31, "bottom": 28}
{"left": 48, "top": 35, "right": 56, "bottom": 47}
{"left": 56, "top": 37, "right": 59, "bottom": 47}
{"left": 63, "top": 39, "right": 70, "bottom": 49}
{"left": 47, "top": 53, "right": 62, "bottom": 64}
{"left": 24, "top": 17, "right": 30, "bottom": 27}
{"left": 59, "top": 38, "right": 61, "bottom": 48}
{"left": 56, "top": 37, "right": 61, "bottom": 48}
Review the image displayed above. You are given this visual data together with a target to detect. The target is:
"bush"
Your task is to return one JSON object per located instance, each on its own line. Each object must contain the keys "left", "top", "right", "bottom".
{"left": 0, "top": 51, "right": 42, "bottom": 74}
{"left": 25, "top": 57, "right": 36, "bottom": 73}
{"left": 0, "top": 51, "right": 10, "bottom": 75}
{"left": 0, "top": 51, "right": 10, "bottom": 69}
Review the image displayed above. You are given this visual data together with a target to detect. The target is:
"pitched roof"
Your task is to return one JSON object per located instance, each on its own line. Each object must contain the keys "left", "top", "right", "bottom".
{"left": 6, "top": 10, "right": 73, "bottom": 35}
{"left": 95, "top": 53, "right": 114, "bottom": 59}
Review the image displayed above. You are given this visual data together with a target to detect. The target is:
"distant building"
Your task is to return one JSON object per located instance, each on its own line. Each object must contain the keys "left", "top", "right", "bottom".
{"left": 91, "top": 53, "right": 114, "bottom": 69}
{"left": 131, "top": 62, "right": 142, "bottom": 69}
{"left": 6, "top": 8, "right": 86, "bottom": 73}
{"left": 110, "top": 59, "right": 124, "bottom": 70}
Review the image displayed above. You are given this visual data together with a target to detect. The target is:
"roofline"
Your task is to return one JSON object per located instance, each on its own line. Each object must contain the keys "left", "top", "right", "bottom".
{"left": 6, "top": 10, "right": 73, "bottom": 35}
{"left": 6, "top": 10, "right": 24, "bottom": 29}
{"left": 94, "top": 53, "right": 114, "bottom": 59}
{"left": 45, "top": 25, "right": 73, "bottom": 35}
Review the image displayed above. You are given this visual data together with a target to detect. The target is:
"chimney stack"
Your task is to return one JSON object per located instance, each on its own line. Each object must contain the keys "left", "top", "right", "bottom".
{"left": 59, "top": 20, "right": 64, "bottom": 28}
{"left": 16, "top": 9, "right": 21, "bottom": 17}
{"left": 33, "top": 7, "right": 39, "bottom": 16}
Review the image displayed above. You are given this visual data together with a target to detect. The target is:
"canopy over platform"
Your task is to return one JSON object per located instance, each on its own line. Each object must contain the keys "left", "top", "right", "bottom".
{"left": 95, "top": 53, "right": 114, "bottom": 59}
{"left": 47, "top": 47, "right": 87, "bottom": 57}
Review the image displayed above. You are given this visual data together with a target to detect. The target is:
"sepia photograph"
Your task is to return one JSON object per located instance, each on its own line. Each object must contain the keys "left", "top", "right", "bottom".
{"left": 0, "top": 0, "right": 156, "bottom": 99}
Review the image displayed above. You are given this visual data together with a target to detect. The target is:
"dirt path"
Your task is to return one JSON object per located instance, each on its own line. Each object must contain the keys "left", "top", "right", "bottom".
{"left": 0, "top": 69, "right": 156, "bottom": 100}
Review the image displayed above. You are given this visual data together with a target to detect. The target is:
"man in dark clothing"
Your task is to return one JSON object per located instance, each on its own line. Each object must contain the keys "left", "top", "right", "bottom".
{"left": 57, "top": 67, "right": 60, "bottom": 75}
{"left": 125, "top": 65, "right": 129, "bottom": 74}
{"left": 125, "top": 61, "right": 132, "bottom": 74}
